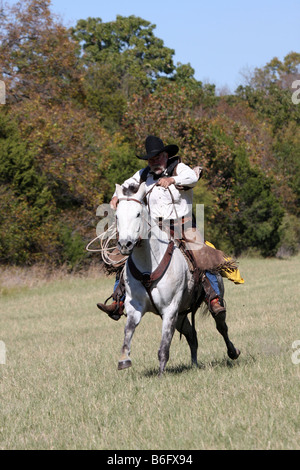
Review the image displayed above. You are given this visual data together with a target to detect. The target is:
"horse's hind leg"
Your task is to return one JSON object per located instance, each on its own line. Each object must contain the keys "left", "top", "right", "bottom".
{"left": 118, "top": 312, "right": 141, "bottom": 370}
{"left": 176, "top": 315, "right": 198, "bottom": 366}
{"left": 211, "top": 274, "right": 240, "bottom": 360}
{"left": 211, "top": 311, "right": 240, "bottom": 360}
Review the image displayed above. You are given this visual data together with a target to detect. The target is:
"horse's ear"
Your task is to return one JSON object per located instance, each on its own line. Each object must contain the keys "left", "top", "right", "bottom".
{"left": 135, "top": 181, "right": 146, "bottom": 201}
{"left": 115, "top": 184, "right": 123, "bottom": 199}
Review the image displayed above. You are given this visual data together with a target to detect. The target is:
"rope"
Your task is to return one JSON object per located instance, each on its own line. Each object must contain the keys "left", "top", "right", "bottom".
{"left": 85, "top": 222, "right": 128, "bottom": 267}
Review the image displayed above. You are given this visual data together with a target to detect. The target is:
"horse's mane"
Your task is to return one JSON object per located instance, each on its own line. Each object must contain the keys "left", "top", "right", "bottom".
{"left": 122, "top": 184, "right": 140, "bottom": 197}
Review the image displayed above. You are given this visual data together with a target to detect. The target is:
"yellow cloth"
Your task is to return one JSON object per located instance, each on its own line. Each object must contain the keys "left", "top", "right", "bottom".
{"left": 205, "top": 241, "right": 245, "bottom": 284}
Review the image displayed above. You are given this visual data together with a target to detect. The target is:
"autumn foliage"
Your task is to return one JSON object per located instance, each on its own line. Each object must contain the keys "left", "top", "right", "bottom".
{"left": 0, "top": 0, "right": 299, "bottom": 267}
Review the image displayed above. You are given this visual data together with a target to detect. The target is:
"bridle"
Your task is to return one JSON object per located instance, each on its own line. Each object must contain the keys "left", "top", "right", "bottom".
{"left": 116, "top": 196, "right": 150, "bottom": 247}
{"left": 117, "top": 197, "right": 144, "bottom": 206}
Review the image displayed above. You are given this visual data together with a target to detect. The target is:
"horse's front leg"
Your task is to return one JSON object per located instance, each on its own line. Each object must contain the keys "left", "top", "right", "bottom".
{"left": 118, "top": 310, "right": 142, "bottom": 370}
{"left": 158, "top": 309, "right": 177, "bottom": 377}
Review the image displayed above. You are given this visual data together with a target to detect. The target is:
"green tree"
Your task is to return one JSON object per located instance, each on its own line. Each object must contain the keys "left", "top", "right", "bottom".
{"left": 83, "top": 62, "right": 127, "bottom": 128}
{"left": 0, "top": 110, "right": 58, "bottom": 264}
{"left": 72, "top": 15, "right": 175, "bottom": 94}
{"left": 100, "top": 134, "right": 143, "bottom": 199}
{"left": 273, "top": 122, "right": 300, "bottom": 215}
{"left": 71, "top": 15, "right": 176, "bottom": 125}
{"left": 230, "top": 147, "right": 284, "bottom": 256}
{"left": 236, "top": 52, "right": 300, "bottom": 132}
{"left": 0, "top": 111, "right": 53, "bottom": 218}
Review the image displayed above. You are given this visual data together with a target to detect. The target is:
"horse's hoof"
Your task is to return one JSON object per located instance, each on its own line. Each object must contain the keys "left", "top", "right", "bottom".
{"left": 228, "top": 348, "right": 240, "bottom": 360}
{"left": 118, "top": 359, "right": 132, "bottom": 370}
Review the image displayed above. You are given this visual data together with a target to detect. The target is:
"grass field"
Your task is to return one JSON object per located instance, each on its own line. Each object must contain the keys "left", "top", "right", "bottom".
{"left": 0, "top": 256, "right": 299, "bottom": 450}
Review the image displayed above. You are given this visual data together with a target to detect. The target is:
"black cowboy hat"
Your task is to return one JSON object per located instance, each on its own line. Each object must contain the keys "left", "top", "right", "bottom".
{"left": 137, "top": 135, "right": 179, "bottom": 160}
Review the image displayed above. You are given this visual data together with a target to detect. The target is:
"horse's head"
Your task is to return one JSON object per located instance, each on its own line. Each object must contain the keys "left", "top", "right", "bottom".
{"left": 115, "top": 182, "right": 147, "bottom": 255}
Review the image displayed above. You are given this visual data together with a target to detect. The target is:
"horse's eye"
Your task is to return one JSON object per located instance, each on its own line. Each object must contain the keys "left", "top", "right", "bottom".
{"left": 137, "top": 212, "right": 141, "bottom": 218}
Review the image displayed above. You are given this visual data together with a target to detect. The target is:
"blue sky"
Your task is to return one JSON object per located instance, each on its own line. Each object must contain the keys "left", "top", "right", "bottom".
{"left": 5, "top": 0, "right": 300, "bottom": 92}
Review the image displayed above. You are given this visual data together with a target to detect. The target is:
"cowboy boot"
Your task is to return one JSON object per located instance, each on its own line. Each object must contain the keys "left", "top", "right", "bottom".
{"left": 97, "top": 300, "right": 124, "bottom": 321}
{"left": 97, "top": 270, "right": 126, "bottom": 321}
{"left": 201, "top": 273, "right": 226, "bottom": 316}
{"left": 209, "top": 297, "right": 226, "bottom": 315}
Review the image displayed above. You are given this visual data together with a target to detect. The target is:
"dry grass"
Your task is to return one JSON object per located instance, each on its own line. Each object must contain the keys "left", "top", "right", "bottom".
{"left": 0, "top": 262, "right": 105, "bottom": 292}
{"left": 0, "top": 256, "right": 300, "bottom": 450}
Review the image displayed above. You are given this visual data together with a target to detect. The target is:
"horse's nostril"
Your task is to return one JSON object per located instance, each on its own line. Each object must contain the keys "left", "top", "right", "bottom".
{"left": 117, "top": 239, "right": 134, "bottom": 253}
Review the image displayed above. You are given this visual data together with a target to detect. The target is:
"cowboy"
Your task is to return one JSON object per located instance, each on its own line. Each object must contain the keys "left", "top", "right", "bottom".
{"left": 97, "top": 135, "right": 236, "bottom": 320}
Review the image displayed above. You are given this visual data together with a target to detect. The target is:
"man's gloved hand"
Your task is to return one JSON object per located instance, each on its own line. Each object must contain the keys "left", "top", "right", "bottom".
{"left": 157, "top": 177, "right": 175, "bottom": 188}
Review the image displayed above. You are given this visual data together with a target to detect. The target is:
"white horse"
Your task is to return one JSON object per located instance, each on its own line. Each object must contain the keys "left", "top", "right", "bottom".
{"left": 115, "top": 182, "right": 239, "bottom": 376}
